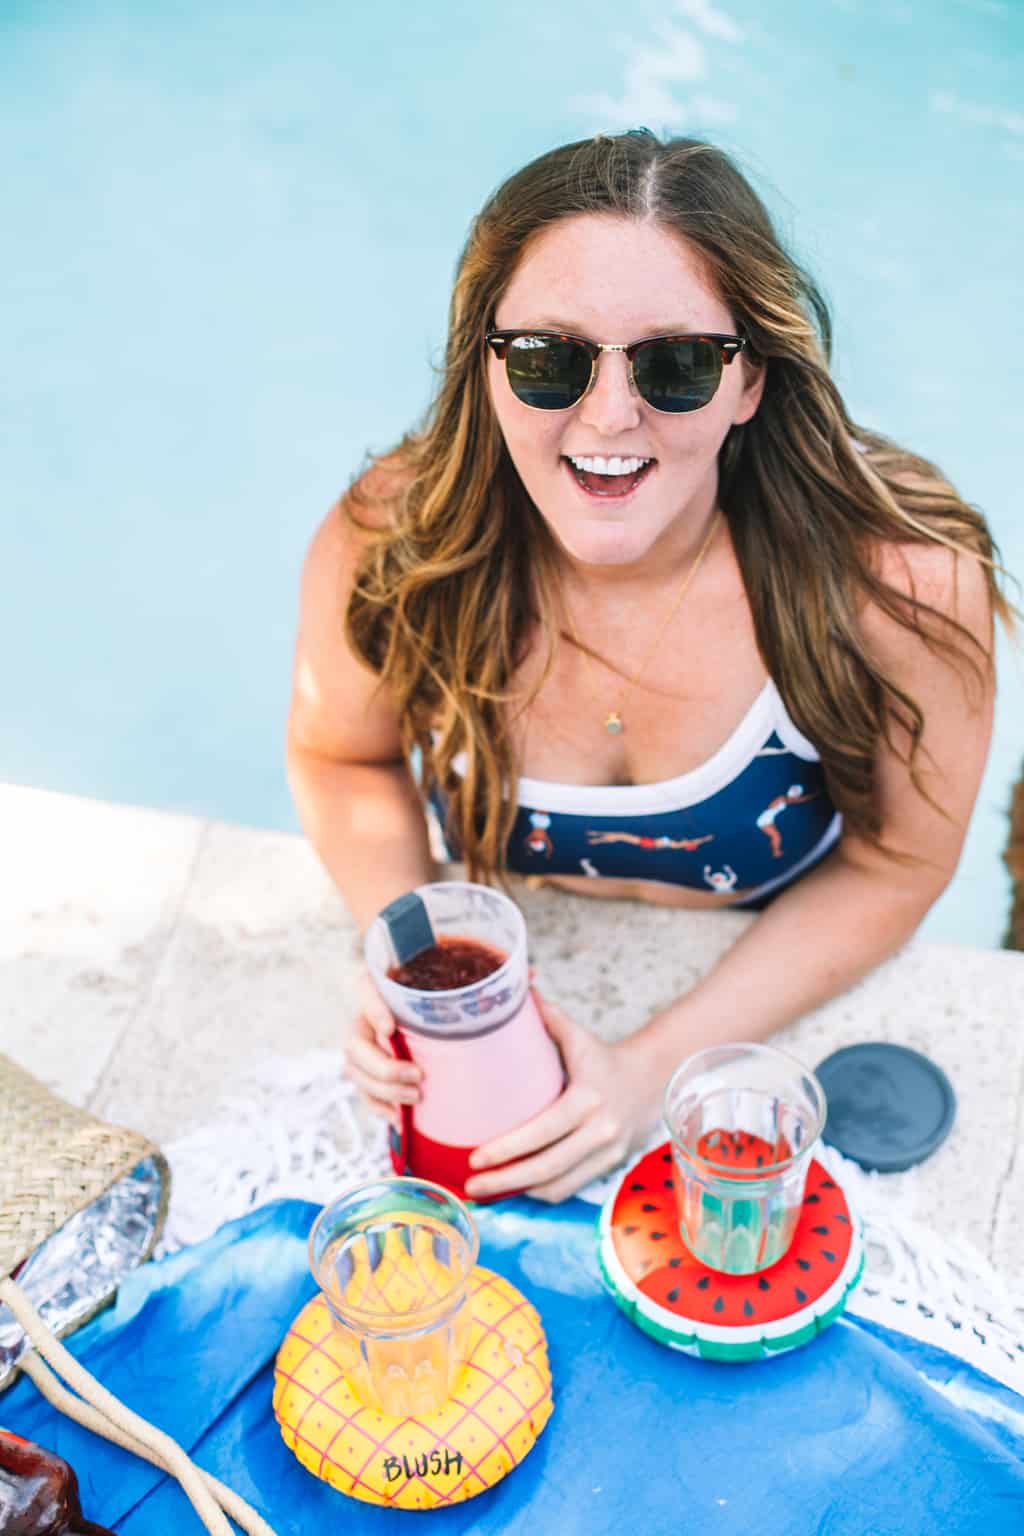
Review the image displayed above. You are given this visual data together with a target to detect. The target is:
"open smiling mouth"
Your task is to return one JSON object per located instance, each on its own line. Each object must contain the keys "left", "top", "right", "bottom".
{"left": 562, "top": 454, "right": 657, "bottom": 499}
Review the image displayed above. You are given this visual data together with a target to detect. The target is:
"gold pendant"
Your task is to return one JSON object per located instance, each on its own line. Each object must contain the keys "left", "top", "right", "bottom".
{"left": 605, "top": 712, "right": 623, "bottom": 735}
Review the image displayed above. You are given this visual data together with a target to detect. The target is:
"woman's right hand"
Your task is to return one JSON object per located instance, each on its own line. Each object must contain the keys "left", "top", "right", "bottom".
{"left": 342, "top": 966, "right": 422, "bottom": 1129}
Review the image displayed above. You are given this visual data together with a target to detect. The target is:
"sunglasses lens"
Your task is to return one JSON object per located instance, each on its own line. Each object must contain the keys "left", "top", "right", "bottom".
{"left": 633, "top": 338, "right": 723, "bottom": 413}
{"left": 504, "top": 335, "right": 592, "bottom": 410}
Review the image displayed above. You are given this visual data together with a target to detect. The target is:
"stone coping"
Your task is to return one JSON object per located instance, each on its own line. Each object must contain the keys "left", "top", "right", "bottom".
{"left": 2, "top": 780, "right": 1022, "bottom": 1284}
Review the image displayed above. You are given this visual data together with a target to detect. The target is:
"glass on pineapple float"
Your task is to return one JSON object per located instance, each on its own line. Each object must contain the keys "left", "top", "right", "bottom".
{"left": 308, "top": 1178, "right": 479, "bottom": 1418}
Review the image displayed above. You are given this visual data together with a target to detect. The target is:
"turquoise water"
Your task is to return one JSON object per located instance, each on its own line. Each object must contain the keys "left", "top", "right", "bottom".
{"left": 3, "top": 0, "right": 1022, "bottom": 946}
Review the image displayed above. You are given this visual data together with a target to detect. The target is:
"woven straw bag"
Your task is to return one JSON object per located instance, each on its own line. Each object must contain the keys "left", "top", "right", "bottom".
{"left": 0, "top": 1051, "right": 169, "bottom": 1348}
{"left": 0, "top": 1053, "right": 277, "bottom": 1535}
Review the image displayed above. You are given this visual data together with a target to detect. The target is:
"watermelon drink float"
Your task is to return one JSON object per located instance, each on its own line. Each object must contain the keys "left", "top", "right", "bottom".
{"left": 599, "top": 1043, "right": 860, "bottom": 1359}
{"left": 664, "top": 1043, "right": 827, "bottom": 1275}
{"left": 364, "top": 882, "right": 565, "bottom": 1200}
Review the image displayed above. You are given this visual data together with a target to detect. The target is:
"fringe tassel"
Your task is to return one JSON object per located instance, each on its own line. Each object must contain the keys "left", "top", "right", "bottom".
{"left": 158, "top": 1052, "right": 390, "bottom": 1256}
{"left": 159, "top": 1053, "right": 1024, "bottom": 1395}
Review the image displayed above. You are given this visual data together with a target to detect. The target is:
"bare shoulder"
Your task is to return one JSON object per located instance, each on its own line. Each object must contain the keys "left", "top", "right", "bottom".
{"left": 861, "top": 535, "right": 994, "bottom": 668}
{"left": 299, "top": 496, "right": 366, "bottom": 612}
{"left": 304, "top": 450, "right": 414, "bottom": 583}
{"left": 298, "top": 449, "right": 418, "bottom": 644}
{"left": 841, "top": 528, "right": 996, "bottom": 890}
{"left": 288, "top": 453, "right": 416, "bottom": 763}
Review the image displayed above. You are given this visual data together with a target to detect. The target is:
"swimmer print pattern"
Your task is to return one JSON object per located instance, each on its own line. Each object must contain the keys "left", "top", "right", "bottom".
{"left": 523, "top": 810, "right": 554, "bottom": 859}
{"left": 428, "top": 682, "right": 843, "bottom": 905}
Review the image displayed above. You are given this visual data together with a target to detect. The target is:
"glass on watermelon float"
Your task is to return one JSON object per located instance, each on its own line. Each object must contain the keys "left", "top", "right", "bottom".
{"left": 664, "top": 1043, "right": 826, "bottom": 1274}
{"left": 598, "top": 1042, "right": 864, "bottom": 1361}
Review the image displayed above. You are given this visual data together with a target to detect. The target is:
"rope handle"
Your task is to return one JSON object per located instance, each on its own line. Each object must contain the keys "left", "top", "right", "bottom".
{"left": 0, "top": 1276, "right": 280, "bottom": 1536}
{"left": 18, "top": 1354, "right": 278, "bottom": 1536}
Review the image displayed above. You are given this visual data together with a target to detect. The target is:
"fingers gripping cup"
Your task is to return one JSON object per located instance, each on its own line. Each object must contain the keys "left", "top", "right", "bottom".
{"left": 664, "top": 1043, "right": 826, "bottom": 1275}
{"left": 364, "top": 882, "right": 565, "bottom": 1199}
{"left": 308, "top": 1179, "right": 479, "bottom": 1418}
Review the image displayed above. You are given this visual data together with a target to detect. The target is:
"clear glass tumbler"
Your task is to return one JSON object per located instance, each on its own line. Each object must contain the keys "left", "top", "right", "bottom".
{"left": 308, "top": 1178, "right": 479, "bottom": 1417}
{"left": 663, "top": 1043, "right": 826, "bottom": 1275}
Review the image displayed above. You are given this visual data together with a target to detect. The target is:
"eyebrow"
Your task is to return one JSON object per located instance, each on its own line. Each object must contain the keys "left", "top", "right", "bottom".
{"left": 507, "top": 318, "right": 715, "bottom": 338}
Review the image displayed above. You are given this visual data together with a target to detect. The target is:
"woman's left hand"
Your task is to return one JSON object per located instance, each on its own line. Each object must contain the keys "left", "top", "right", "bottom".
{"left": 463, "top": 991, "right": 665, "bottom": 1203}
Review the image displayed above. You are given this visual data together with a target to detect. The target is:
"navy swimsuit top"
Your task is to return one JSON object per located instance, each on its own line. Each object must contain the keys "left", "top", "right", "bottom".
{"left": 429, "top": 679, "right": 842, "bottom": 906}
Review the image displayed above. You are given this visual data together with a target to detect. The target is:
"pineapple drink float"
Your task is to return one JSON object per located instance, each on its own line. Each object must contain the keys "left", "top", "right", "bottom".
{"left": 363, "top": 882, "right": 565, "bottom": 1200}
{"left": 273, "top": 1179, "right": 553, "bottom": 1510}
{"left": 599, "top": 1043, "right": 864, "bottom": 1360}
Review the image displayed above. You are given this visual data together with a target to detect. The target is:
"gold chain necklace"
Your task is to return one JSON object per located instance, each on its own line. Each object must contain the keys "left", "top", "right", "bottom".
{"left": 559, "top": 511, "right": 721, "bottom": 735}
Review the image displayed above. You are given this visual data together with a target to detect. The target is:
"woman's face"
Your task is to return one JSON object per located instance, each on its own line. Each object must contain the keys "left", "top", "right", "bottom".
{"left": 488, "top": 214, "right": 764, "bottom": 570}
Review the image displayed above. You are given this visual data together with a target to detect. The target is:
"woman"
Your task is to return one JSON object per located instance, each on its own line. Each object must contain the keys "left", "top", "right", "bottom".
{"left": 286, "top": 131, "right": 1007, "bottom": 1201}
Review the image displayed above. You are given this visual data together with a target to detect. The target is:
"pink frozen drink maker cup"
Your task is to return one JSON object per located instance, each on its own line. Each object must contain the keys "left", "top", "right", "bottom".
{"left": 364, "top": 881, "right": 566, "bottom": 1199}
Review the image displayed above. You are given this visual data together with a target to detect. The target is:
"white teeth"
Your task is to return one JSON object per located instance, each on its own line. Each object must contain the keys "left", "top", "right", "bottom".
{"left": 568, "top": 455, "right": 652, "bottom": 475}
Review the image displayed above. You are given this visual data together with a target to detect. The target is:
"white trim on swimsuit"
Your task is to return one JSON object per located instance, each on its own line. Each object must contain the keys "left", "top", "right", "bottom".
{"left": 444, "top": 677, "right": 844, "bottom": 901}
{"left": 732, "top": 812, "right": 842, "bottom": 905}
{"left": 452, "top": 678, "right": 821, "bottom": 815}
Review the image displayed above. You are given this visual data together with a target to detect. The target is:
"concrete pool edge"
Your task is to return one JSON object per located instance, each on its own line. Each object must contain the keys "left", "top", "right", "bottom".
{"left": 2, "top": 779, "right": 1022, "bottom": 1291}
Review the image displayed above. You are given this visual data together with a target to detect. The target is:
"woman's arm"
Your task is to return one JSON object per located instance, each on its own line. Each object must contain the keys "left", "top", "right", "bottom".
{"left": 650, "top": 536, "right": 996, "bottom": 1036}
{"left": 465, "top": 539, "right": 996, "bottom": 1200}
{"left": 286, "top": 498, "right": 436, "bottom": 932}
{"left": 286, "top": 492, "right": 435, "bottom": 1119}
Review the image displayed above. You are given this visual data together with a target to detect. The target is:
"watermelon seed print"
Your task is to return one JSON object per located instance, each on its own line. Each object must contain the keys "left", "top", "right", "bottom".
{"left": 600, "top": 1143, "right": 863, "bottom": 1361}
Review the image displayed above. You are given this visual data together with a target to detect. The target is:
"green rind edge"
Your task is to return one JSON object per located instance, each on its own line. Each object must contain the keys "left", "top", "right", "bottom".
{"left": 597, "top": 1243, "right": 698, "bottom": 1350}
{"left": 596, "top": 1218, "right": 866, "bottom": 1364}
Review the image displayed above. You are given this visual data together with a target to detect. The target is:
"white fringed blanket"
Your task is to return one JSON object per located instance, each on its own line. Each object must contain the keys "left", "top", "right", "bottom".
{"left": 158, "top": 1051, "right": 1024, "bottom": 1398}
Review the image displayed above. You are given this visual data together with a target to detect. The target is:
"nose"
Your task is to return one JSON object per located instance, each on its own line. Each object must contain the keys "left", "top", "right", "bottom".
{"left": 577, "top": 349, "right": 641, "bottom": 435}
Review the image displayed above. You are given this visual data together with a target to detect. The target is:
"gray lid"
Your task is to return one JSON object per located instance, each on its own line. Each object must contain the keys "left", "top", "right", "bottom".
{"left": 815, "top": 1042, "right": 956, "bottom": 1172}
{"left": 378, "top": 891, "right": 434, "bottom": 965}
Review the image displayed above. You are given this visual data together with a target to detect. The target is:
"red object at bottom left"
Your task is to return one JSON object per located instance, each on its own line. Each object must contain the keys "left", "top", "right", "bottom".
{"left": 0, "top": 1430, "right": 115, "bottom": 1536}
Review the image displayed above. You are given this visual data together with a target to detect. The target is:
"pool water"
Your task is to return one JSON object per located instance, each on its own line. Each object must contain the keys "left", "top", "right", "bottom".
{"left": 3, "top": 0, "right": 1021, "bottom": 947}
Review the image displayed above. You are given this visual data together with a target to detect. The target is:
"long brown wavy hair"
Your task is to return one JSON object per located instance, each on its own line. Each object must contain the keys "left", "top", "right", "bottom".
{"left": 344, "top": 130, "right": 1011, "bottom": 882}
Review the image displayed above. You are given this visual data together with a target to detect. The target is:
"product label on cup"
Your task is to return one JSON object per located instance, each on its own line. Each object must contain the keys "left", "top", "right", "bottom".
{"left": 406, "top": 979, "right": 521, "bottom": 1031}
